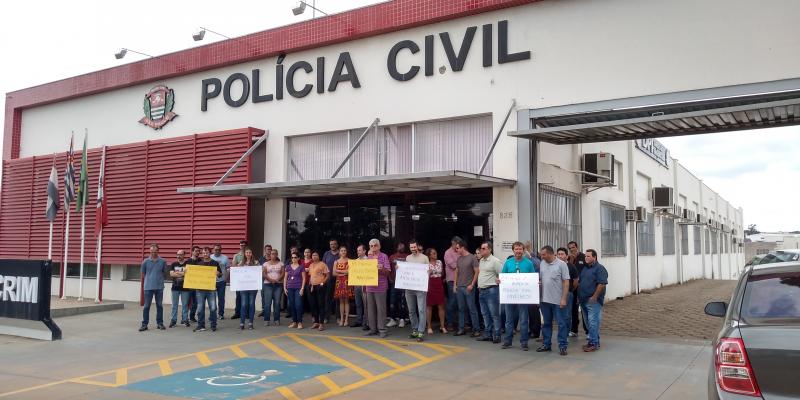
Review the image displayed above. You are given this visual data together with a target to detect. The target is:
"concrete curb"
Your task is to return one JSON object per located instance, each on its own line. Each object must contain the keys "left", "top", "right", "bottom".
{"left": 52, "top": 302, "right": 125, "bottom": 318}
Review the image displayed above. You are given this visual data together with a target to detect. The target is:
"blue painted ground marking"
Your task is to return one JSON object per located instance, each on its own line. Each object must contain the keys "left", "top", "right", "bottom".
{"left": 123, "top": 358, "right": 341, "bottom": 399}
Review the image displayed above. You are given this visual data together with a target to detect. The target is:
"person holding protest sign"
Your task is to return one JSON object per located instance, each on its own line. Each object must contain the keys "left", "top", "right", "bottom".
{"left": 194, "top": 247, "right": 223, "bottom": 332}
{"left": 425, "top": 248, "right": 447, "bottom": 335}
{"left": 365, "top": 238, "right": 391, "bottom": 338}
{"left": 140, "top": 244, "right": 168, "bottom": 332}
{"left": 500, "top": 242, "right": 535, "bottom": 350}
{"left": 187, "top": 245, "right": 202, "bottom": 322}
{"left": 402, "top": 240, "right": 429, "bottom": 341}
{"left": 284, "top": 253, "right": 306, "bottom": 329}
{"left": 235, "top": 247, "right": 260, "bottom": 330}
{"left": 262, "top": 249, "right": 284, "bottom": 326}
{"left": 333, "top": 246, "right": 353, "bottom": 327}
{"left": 354, "top": 244, "right": 369, "bottom": 330}
{"left": 308, "top": 251, "right": 330, "bottom": 331}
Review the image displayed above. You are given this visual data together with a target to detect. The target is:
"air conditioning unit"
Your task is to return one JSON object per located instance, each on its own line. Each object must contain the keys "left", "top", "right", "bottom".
{"left": 731, "top": 228, "right": 737, "bottom": 236}
{"left": 697, "top": 214, "right": 706, "bottom": 224}
{"left": 625, "top": 207, "right": 646, "bottom": 222}
{"left": 652, "top": 187, "right": 674, "bottom": 209}
{"left": 582, "top": 153, "right": 615, "bottom": 185}
{"left": 683, "top": 209, "right": 696, "bottom": 222}
{"left": 672, "top": 204, "right": 683, "bottom": 219}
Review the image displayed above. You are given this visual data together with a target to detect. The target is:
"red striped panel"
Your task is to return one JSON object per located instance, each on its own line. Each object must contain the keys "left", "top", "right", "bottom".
{"left": 0, "top": 128, "right": 256, "bottom": 265}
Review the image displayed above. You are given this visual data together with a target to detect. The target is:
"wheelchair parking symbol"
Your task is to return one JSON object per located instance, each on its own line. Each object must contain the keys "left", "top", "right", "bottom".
{"left": 194, "top": 369, "right": 280, "bottom": 386}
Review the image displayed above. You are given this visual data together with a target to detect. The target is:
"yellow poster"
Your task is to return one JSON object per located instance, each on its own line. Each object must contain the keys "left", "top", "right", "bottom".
{"left": 183, "top": 265, "right": 218, "bottom": 290}
{"left": 348, "top": 259, "right": 378, "bottom": 286}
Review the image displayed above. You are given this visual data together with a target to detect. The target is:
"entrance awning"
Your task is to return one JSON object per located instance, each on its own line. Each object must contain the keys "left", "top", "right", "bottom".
{"left": 178, "top": 170, "right": 515, "bottom": 199}
{"left": 510, "top": 79, "right": 800, "bottom": 144}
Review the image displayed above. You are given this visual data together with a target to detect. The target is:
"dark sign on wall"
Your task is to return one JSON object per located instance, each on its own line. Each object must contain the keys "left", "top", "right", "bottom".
{"left": 0, "top": 260, "right": 61, "bottom": 339}
{"left": 635, "top": 139, "right": 669, "bottom": 168}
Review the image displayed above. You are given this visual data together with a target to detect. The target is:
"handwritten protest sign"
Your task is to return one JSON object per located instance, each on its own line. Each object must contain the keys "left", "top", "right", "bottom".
{"left": 499, "top": 273, "right": 539, "bottom": 304}
{"left": 394, "top": 261, "right": 429, "bottom": 292}
{"left": 348, "top": 259, "right": 378, "bottom": 286}
{"left": 230, "top": 266, "right": 262, "bottom": 291}
{"left": 183, "top": 265, "right": 218, "bottom": 290}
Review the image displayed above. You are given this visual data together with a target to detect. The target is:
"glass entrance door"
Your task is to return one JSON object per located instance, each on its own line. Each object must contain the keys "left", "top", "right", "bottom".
{"left": 286, "top": 189, "right": 492, "bottom": 256}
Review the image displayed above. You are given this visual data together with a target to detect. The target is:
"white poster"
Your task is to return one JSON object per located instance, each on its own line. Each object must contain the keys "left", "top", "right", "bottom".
{"left": 230, "top": 266, "right": 263, "bottom": 291}
{"left": 394, "top": 261, "right": 429, "bottom": 292}
{"left": 499, "top": 273, "right": 539, "bottom": 304}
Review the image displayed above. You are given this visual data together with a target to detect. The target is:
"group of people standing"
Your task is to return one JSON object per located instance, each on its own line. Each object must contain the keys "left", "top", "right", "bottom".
{"left": 138, "top": 236, "right": 608, "bottom": 356}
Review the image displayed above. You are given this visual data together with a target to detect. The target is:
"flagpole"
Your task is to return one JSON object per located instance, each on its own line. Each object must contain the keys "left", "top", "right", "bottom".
{"left": 78, "top": 204, "right": 86, "bottom": 301}
{"left": 95, "top": 145, "right": 107, "bottom": 303}
{"left": 48, "top": 222, "right": 54, "bottom": 260}
{"left": 61, "top": 210, "right": 70, "bottom": 300}
{"left": 95, "top": 231, "right": 103, "bottom": 303}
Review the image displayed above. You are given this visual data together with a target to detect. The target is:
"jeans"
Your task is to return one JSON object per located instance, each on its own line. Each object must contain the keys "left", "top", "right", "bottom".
{"left": 189, "top": 290, "right": 198, "bottom": 318}
{"left": 456, "top": 286, "right": 480, "bottom": 332}
{"left": 389, "top": 285, "right": 407, "bottom": 320}
{"left": 503, "top": 304, "right": 529, "bottom": 346}
{"left": 581, "top": 299, "right": 603, "bottom": 346}
{"left": 478, "top": 286, "right": 501, "bottom": 338}
{"left": 262, "top": 283, "right": 282, "bottom": 322}
{"left": 196, "top": 290, "right": 217, "bottom": 328}
{"left": 445, "top": 281, "right": 457, "bottom": 326}
{"left": 570, "top": 290, "right": 586, "bottom": 334}
{"left": 310, "top": 284, "right": 326, "bottom": 324}
{"left": 354, "top": 286, "right": 365, "bottom": 325}
{"left": 142, "top": 289, "right": 164, "bottom": 326}
{"left": 541, "top": 294, "right": 571, "bottom": 349}
{"left": 239, "top": 290, "right": 257, "bottom": 324}
{"left": 234, "top": 291, "right": 242, "bottom": 316}
{"left": 215, "top": 281, "right": 226, "bottom": 317}
{"left": 405, "top": 289, "right": 427, "bottom": 334}
{"left": 367, "top": 291, "right": 387, "bottom": 334}
{"left": 170, "top": 289, "right": 191, "bottom": 323}
{"left": 287, "top": 288, "right": 303, "bottom": 323}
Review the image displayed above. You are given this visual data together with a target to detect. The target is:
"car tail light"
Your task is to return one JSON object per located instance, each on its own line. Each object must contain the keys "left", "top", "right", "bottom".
{"left": 715, "top": 337, "right": 761, "bottom": 397}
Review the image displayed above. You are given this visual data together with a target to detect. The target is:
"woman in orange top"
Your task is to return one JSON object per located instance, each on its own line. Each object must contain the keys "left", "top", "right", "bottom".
{"left": 333, "top": 246, "right": 354, "bottom": 326}
{"left": 308, "top": 251, "right": 330, "bottom": 331}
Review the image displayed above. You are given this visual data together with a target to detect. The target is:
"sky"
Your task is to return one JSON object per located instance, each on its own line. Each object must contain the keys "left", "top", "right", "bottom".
{"left": 1, "top": 0, "right": 798, "bottom": 232}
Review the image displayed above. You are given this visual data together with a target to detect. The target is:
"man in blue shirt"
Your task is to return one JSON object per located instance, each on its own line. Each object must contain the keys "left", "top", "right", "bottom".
{"left": 578, "top": 248, "right": 608, "bottom": 352}
{"left": 140, "top": 244, "right": 168, "bottom": 332}
{"left": 500, "top": 242, "right": 535, "bottom": 351}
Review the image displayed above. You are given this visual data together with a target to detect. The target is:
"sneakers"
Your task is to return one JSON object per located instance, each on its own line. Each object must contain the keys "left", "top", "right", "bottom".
{"left": 568, "top": 332, "right": 577, "bottom": 337}
{"left": 453, "top": 330, "right": 465, "bottom": 336}
{"left": 248, "top": 323, "right": 254, "bottom": 330}
{"left": 264, "top": 321, "right": 271, "bottom": 326}
{"left": 240, "top": 323, "right": 245, "bottom": 330}
{"left": 138, "top": 325, "right": 148, "bottom": 332}
{"left": 168, "top": 321, "right": 177, "bottom": 328}
{"left": 477, "top": 336, "right": 493, "bottom": 342}
{"left": 364, "top": 331, "right": 378, "bottom": 336}
{"left": 521, "top": 344, "right": 529, "bottom": 351}
{"left": 535, "top": 345, "right": 552, "bottom": 352}
{"left": 190, "top": 316, "right": 197, "bottom": 322}
{"left": 157, "top": 324, "right": 166, "bottom": 330}
{"left": 559, "top": 347, "right": 568, "bottom": 356}
{"left": 218, "top": 315, "right": 225, "bottom": 320}
{"left": 409, "top": 331, "right": 418, "bottom": 339}
{"left": 193, "top": 326, "right": 206, "bottom": 332}
{"left": 288, "top": 322, "right": 297, "bottom": 329}
{"left": 211, "top": 326, "right": 217, "bottom": 332}
{"left": 183, "top": 320, "right": 190, "bottom": 327}
{"left": 470, "top": 331, "right": 482, "bottom": 338}
{"left": 379, "top": 332, "right": 388, "bottom": 338}
{"left": 501, "top": 342, "right": 512, "bottom": 349}
{"left": 386, "top": 318, "right": 398, "bottom": 327}
{"left": 493, "top": 337, "right": 501, "bottom": 344}
{"left": 230, "top": 314, "right": 240, "bottom": 319}
{"left": 273, "top": 320, "right": 280, "bottom": 326}
{"left": 398, "top": 319, "right": 406, "bottom": 328}
{"left": 583, "top": 344, "right": 598, "bottom": 352}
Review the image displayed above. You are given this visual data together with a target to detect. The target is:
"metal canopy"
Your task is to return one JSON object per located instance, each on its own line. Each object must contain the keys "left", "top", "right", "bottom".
{"left": 510, "top": 84, "right": 800, "bottom": 144}
{"left": 178, "top": 170, "right": 515, "bottom": 199}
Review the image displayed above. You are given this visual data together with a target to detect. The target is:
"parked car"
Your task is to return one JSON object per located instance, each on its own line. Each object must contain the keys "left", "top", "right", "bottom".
{"left": 752, "top": 249, "right": 800, "bottom": 266}
{"left": 744, "top": 255, "right": 765, "bottom": 267}
{"left": 705, "top": 261, "right": 800, "bottom": 399}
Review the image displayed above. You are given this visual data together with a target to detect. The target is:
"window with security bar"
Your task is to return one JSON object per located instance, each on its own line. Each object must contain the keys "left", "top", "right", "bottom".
{"left": 694, "top": 226, "right": 702, "bottom": 255}
{"left": 637, "top": 213, "right": 656, "bottom": 255}
{"left": 663, "top": 218, "right": 676, "bottom": 255}
{"left": 680, "top": 225, "right": 689, "bottom": 255}
{"left": 538, "top": 186, "right": 581, "bottom": 250}
{"left": 600, "top": 202, "right": 626, "bottom": 256}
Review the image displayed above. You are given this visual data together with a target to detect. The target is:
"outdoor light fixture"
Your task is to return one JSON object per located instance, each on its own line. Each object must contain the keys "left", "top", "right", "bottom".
{"left": 114, "top": 48, "right": 154, "bottom": 60}
{"left": 192, "top": 27, "right": 232, "bottom": 42}
{"left": 292, "top": 1, "right": 328, "bottom": 17}
{"left": 277, "top": 53, "right": 286, "bottom": 64}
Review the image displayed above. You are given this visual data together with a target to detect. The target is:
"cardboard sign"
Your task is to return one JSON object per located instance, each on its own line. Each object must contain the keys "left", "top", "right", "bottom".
{"left": 499, "top": 273, "right": 539, "bottom": 304}
{"left": 230, "top": 266, "right": 262, "bottom": 291}
{"left": 184, "top": 265, "right": 218, "bottom": 290}
{"left": 394, "top": 261, "right": 429, "bottom": 292}
{"left": 347, "top": 259, "right": 378, "bottom": 286}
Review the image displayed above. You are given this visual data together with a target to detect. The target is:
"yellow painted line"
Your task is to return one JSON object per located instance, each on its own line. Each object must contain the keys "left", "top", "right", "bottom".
{"left": 308, "top": 333, "right": 467, "bottom": 352}
{"left": 69, "top": 378, "right": 118, "bottom": 388}
{"left": 275, "top": 386, "right": 302, "bottom": 400}
{"left": 421, "top": 343, "right": 453, "bottom": 355}
{"left": 195, "top": 352, "right": 213, "bottom": 366}
{"left": 158, "top": 360, "right": 173, "bottom": 376}
{"left": 328, "top": 336, "right": 403, "bottom": 369}
{"left": 307, "top": 352, "right": 452, "bottom": 400}
{"left": 230, "top": 345, "right": 248, "bottom": 358}
{"left": 316, "top": 375, "right": 342, "bottom": 394}
{"left": 259, "top": 338, "right": 300, "bottom": 363}
{"left": 0, "top": 381, "right": 70, "bottom": 398}
{"left": 286, "top": 333, "right": 374, "bottom": 379}
{"left": 373, "top": 340, "right": 428, "bottom": 361}
{"left": 115, "top": 369, "right": 128, "bottom": 386}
